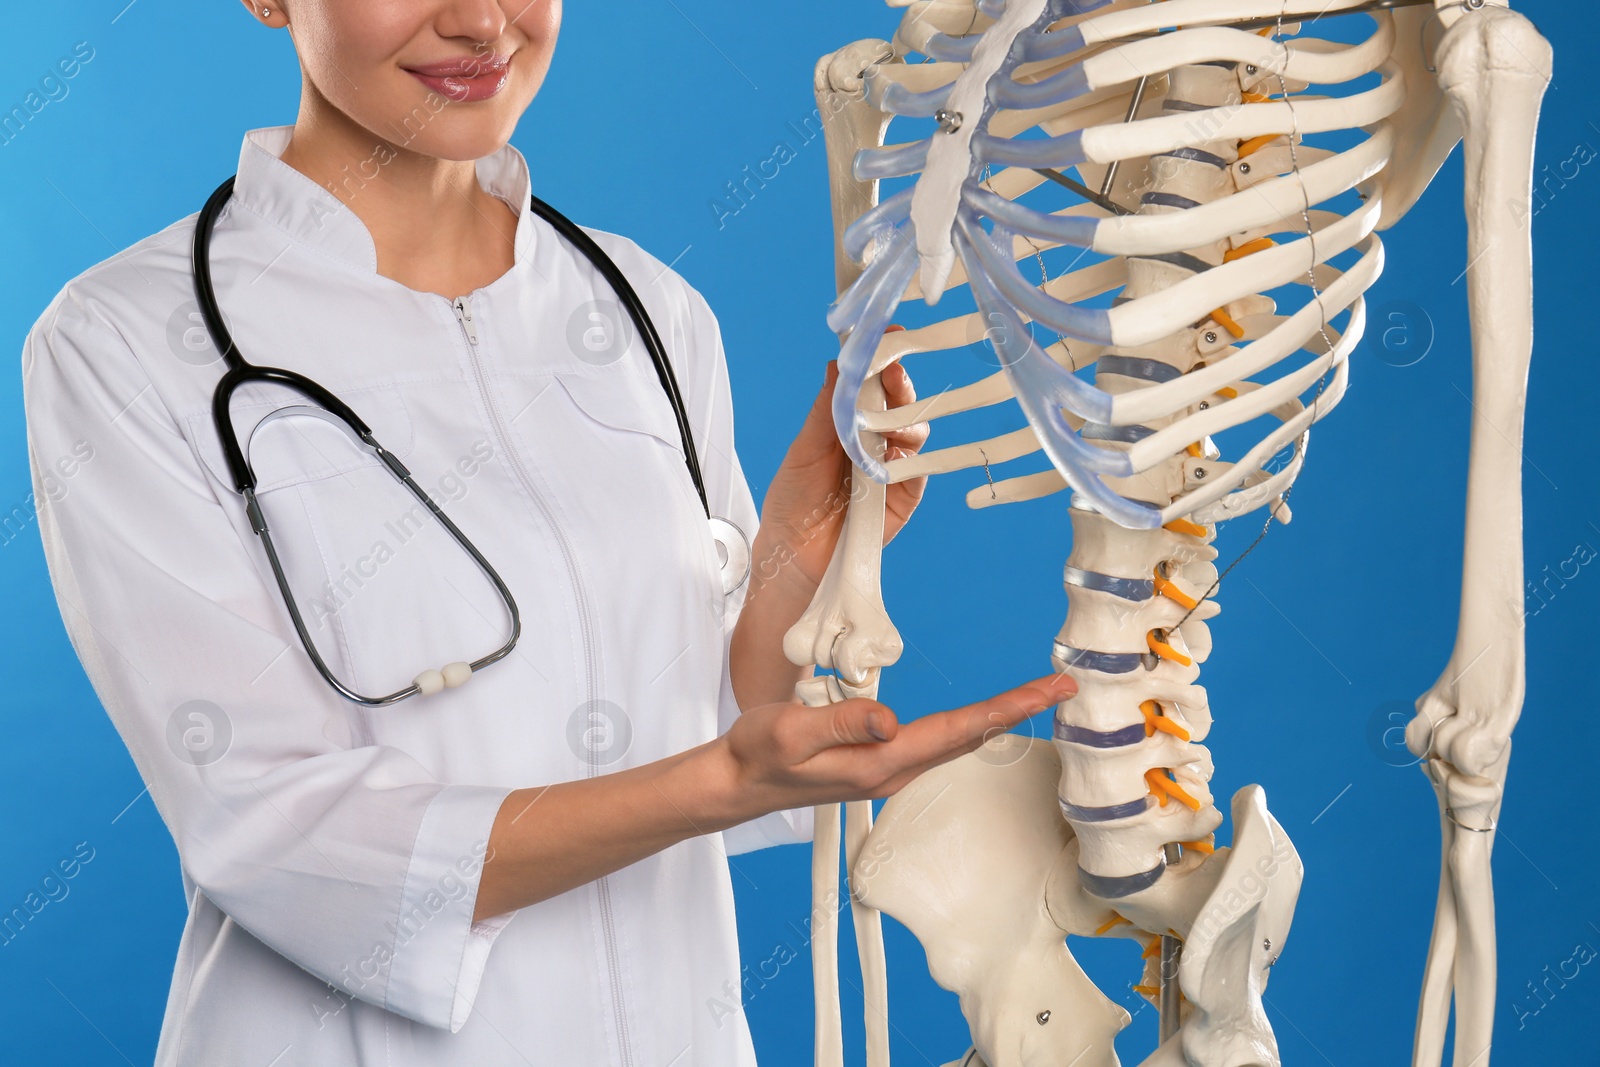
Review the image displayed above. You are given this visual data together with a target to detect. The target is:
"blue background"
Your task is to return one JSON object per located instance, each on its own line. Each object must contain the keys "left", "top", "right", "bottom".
{"left": 1, "top": 2, "right": 1593, "bottom": 1064}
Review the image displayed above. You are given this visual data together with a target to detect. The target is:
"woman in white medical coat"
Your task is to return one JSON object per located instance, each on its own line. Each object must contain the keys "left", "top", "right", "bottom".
{"left": 20, "top": 2, "right": 1078, "bottom": 1064}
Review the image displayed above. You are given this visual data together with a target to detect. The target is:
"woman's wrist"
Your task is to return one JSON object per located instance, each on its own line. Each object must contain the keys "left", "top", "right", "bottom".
{"left": 670, "top": 735, "right": 761, "bottom": 831}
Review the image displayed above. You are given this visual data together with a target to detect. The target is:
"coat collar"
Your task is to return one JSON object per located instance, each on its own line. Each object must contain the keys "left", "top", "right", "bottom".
{"left": 229, "top": 123, "right": 536, "bottom": 275}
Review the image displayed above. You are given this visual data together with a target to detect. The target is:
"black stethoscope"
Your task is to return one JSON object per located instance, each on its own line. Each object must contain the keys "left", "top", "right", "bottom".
{"left": 192, "top": 175, "right": 751, "bottom": 707}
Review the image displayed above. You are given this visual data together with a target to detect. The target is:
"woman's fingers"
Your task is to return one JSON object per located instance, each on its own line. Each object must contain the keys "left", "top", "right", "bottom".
{"left": 885, "top": 673, "right": 1077, "bottom": 767}
{"left": 724, "top": 672, "right": 1079, "bottom": 815}
{"left": 793, "top": 672, "right": 1076, "bottom": 788}
{"left": 879, "top": 361, "right": 929, "bottom": 455}
{"left": 878, "top": 361, "right": 929, "bottom": 546}
{"left": 881, "top": 359, "right": 914, "bottom": 403}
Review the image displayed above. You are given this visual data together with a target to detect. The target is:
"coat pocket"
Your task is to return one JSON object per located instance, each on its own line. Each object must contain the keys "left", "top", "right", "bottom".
{"left": 184, "top": 382, "right": 417, "bottom": 496}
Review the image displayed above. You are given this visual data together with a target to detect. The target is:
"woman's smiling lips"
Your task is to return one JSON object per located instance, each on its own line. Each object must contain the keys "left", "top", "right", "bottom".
{"left": 402, "top": 53, "right": 511, "bottom": 102}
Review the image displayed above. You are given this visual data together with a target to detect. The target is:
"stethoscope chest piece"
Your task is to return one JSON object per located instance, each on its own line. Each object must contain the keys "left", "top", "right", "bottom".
{"left": 708, "top": 517, "right": 751, "bottom": 596}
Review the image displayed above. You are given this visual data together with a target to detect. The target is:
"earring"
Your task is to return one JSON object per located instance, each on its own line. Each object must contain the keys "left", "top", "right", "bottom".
{"left": 261, "top": 6, "right": 272, "bottom": 16}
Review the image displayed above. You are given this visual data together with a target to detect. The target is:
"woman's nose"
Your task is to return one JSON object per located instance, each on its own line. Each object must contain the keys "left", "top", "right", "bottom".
{"left": 433, "top": 0, "right": 508, "bottom": 47}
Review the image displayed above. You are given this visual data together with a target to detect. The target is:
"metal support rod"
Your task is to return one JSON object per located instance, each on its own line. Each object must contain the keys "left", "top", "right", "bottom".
{"left": 1031, "top": 167, "right": 1134, "bottom": 216}
{"left": 1158, "top": 842, "right": 1183, "bottom": 1043}
{"left": 1100, "top": 75, "right": 1151, "bottom": 198}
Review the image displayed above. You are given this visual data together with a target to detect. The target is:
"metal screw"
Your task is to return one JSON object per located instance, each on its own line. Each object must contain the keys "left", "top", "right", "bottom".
{"left": 1263, "top": 937, "right": 1272, "bottom": 953}
{"left": 1239, "top": 161, "right": 1252, "bottom": 175}
{"left": 1245, "top": 64, "right": 1259, "bottom": 76}
{"left": 1198, "top": 400, "right": 1210, "bottom": 410}
{"left": 1193, "top": 467, "right": 1208, "bottom": 480}
{"left": 1037, "top": 1010, "right": 1052, "bottom": 1025}
{"left": 1203, "top": 331, "right": 1218, "bottom": 345}
{"left": 935, "top": 108, "right": 963, "bottom": 133}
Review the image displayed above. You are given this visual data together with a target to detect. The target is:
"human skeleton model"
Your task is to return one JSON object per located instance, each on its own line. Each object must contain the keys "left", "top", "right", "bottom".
{"left": 781, "top": 1, "right": 1552, "bottom": 1065}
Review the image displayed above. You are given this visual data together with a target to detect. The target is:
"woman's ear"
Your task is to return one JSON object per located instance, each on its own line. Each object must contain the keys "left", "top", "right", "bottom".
{"left": 238, "top": 0, "right": 285, "bottom": 25}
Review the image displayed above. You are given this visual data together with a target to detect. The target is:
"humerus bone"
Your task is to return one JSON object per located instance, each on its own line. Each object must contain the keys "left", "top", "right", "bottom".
{"left": 1403, "top": 8, "right": 1551, "bottom": 1066}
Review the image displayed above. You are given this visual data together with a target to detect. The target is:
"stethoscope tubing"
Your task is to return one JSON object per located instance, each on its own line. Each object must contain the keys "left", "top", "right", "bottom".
{"left": 190, "top": 173, "right": 720, "bottom": 705}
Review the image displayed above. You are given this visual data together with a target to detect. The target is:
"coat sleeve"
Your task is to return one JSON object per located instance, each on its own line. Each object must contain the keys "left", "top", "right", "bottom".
{"left": 21, "top": 290, "right": 514, "bottom": 1033}
{"left": 674, "top": 282, "right": 815, "bottom": 855}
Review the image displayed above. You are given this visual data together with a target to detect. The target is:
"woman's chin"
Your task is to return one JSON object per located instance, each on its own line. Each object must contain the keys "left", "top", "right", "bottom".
{"left": 373, "top": 115, "right": 520, "bottom": 163}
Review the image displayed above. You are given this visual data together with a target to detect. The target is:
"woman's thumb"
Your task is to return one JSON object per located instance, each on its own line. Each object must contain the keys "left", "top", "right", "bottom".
{"left": 813, "top": 360, "right": 839, "bottom": 408}
{"left": 829, "top": 698, "right": 897, "bottom": 746}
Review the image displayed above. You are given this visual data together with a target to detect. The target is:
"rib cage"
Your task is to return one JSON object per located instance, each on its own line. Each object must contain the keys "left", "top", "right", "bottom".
{"left": 829, "top": 0, "right": 1400, "bottom": 532}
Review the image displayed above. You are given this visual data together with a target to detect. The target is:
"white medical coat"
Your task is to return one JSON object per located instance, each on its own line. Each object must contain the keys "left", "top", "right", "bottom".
{"left": 21, "top": 124, "right": 812, "bottom": 1066}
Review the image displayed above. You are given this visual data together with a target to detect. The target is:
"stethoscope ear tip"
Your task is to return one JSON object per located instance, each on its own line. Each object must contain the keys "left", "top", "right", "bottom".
{"left": 414, "top": 661, "right": 474, "bottom": 697}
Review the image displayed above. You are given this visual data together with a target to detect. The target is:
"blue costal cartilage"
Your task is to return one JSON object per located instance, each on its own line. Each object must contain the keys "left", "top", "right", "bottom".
{"left": 958, "top": 223, "right": 1115, "bottom": 430}
{"left": 973, "top": 127, "right": 1087, "bottom": 170}
{"left": 1023, "top": 23, "right": 1087, "bottom": 62}
{"left": 959, "top": 212, "right": 1114, "bottom": 347}
{"left": 961, "top": 226, "right": 1164, "bottom": 529}
{"left": 829, "top": 228, "right": 920, "bottom": 482}
{"left": 866, "top": 69, "right": 955, "bottom": 118}
{"left": 922, "top": 32, "right": 981, "bottom": 63}
{"left": 990, "top": 61, "right": 1090, "bottom": 110}
{"left": 965, "top": 182, "right": 1098, "bottom": 249}
{"left": 827, "top": 222, "right": 916, "bottom": 336}
{"left": 852, "top": 139, "right": 932, "bottom": 183}
{"left": 843, "top": 185, "right": 916, "bottom": 265}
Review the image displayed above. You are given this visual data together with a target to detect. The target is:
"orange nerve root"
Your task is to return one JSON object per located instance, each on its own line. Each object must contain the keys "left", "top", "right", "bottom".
{"left": 1142, "top": 700, "right": 1192, "bottom": 742}
{"left": 1146, "top": 768, "right": 1203, "bottom": 811}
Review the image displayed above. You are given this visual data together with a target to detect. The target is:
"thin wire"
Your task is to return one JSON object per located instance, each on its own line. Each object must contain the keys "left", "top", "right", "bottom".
{"left": 1166, "top": 5, "right": 1343, "bottom": 634}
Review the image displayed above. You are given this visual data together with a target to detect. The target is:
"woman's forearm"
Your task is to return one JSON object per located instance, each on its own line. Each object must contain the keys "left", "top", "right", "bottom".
{"left": 473, "top": 739, "right": 746, "bottom": 922}
{"left": 477, "top": 535, "right": 823, "bottom": 921}
{"left": 728, "top": 534, "right": 819, "bottom": 710}
{"left": 473, "top": 668, "right": 1082, "bottom": 922}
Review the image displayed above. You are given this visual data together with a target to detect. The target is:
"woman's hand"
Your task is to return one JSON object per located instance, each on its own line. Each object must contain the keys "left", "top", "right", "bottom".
{"left": 697, "top": 672, "right": 1078, "bottom": 824}
{"left": 753, "top": 359, "right": 929, "bottom": 592}
{"left": 730, "top": 358, "right": 928, "bottom": 712}
{"left": 474, "top": 672, "right": 1077, "bottom": 921}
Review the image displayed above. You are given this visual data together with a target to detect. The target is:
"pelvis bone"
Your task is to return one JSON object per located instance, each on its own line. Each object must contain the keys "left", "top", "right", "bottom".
{"left": 853, "top": 733, "right": 1301, "bottom": 1067}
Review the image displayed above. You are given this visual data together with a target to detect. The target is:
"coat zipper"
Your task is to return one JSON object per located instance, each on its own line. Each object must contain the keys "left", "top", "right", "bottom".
{"left": 451, "top": 293, "right": 635, "bottom": 1067}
